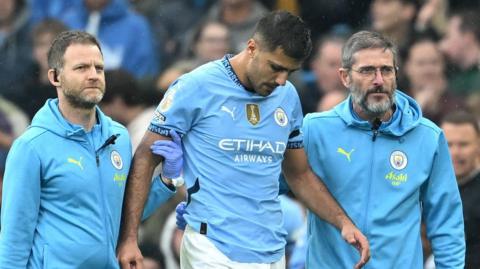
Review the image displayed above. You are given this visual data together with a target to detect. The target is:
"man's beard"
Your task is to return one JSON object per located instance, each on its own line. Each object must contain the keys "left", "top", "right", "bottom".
{"left": 63, "top": 88, "right": 103, "bottom": 109}
{"left": 351, "top": 85, "right": 394, "bottom": 118}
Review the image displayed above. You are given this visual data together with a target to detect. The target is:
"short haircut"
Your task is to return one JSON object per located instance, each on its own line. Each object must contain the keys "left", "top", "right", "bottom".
{"left": 253, "top": 10, "right": 312, "bottom": 61}
{"left": 342, "top": 30, "right": 398, "bottom": 69}
{"left": 441, "top": 110, "right": 480, "bottom": 135}
{"left": 47, "top": 30, "right": 102, "bottom": 70}
{"left": 31, "top": 18, "right": 68, "bottom": 42}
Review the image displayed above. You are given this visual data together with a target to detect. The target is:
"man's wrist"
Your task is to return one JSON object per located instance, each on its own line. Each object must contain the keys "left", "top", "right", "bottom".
{"left": 161, "top": 174, "right": 184, "bottom": 187}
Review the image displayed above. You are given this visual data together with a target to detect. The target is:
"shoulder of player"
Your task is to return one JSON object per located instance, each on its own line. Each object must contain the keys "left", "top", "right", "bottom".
{"left": 172, "top": 63, "right": 227, "bottom": 95}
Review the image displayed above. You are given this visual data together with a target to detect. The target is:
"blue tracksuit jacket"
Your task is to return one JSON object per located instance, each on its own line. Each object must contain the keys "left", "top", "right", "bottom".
{"left": 0, "top": 99, "right": 174, "bottom": 268}
{"left": 302, "top": 90, "right": 465, "bottom": 268}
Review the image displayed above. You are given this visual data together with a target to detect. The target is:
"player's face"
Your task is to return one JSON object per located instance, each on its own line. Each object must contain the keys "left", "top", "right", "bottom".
{"left": 58, "top": 43, "right": 105, "bottom": 109}
{"left": 442, "top": 122, "right": 480, "bottom": 179}
{"left": 341, "top": 48, "right": 396, "bottom": 117}
{"left": 246, "top": 45, "right": 302, "bottom": 97}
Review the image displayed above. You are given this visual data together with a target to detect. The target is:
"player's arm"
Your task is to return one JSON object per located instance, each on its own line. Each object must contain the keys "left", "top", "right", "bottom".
{"left": 142, "top": 130, "right": 183, "bottom": 220}
{"left": 282, "top": 148, "right": 370, "bottom": 269}
{"left": 117, "top": 130, "right": 170, "bottom": 269}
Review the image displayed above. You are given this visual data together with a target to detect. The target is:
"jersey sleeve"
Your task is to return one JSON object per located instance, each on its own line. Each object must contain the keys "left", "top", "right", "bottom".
{"left": 287, "top": 90, "right": 304, "bottom": 149}
{"left": 148, "top": 75, "right": 201, "bottom": 136}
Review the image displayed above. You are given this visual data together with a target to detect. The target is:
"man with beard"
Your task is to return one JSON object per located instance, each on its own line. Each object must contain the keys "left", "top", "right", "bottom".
{"left": 300, "top": 31, "right": 465, "bottom": 268}
{"left": 0, "top": 31, "right": 178, "bottom": 268}
{"left": 117, "top": 11, "right": 370, "bottom": 269}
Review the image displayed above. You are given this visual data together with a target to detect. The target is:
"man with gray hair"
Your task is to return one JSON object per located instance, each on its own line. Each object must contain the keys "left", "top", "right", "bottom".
{"left": 301, "top": 30, "right": 465, "bottom": 268}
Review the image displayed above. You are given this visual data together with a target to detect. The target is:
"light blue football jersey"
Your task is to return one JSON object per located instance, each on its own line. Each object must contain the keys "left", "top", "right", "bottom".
{"left": 149, "top": 55, "right": 304, "bottom": 263}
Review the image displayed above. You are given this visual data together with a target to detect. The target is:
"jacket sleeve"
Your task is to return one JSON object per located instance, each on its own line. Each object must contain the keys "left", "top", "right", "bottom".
{"left": 0, "top": 138, "right": 42, "bottom": 267}
{"left": 421, "top": 132, "right": 465, "bottom": 269}
{"left": 141, "top": 176, "right": 176, "bottom": 220}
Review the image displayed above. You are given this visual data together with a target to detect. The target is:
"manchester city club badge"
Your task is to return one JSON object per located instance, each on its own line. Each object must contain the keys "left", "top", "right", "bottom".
{"left": 111, "top": 150, "right": 123, "bottom": 170}
{"left": 390, "top": 150, "right": 407, "bottom": 170}
{"left": 274, "top": 107, "right": 288, "bottom": 127}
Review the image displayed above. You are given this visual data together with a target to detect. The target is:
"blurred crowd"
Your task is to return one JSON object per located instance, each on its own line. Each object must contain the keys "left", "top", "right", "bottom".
{"left": 0, "top": 0, "right": 479, "bottom": 268}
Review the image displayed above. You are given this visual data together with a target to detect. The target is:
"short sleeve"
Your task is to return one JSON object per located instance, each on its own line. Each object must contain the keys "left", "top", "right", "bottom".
{"left": 149, "top": 76, "right": 201, "bottom": 136}
{"left": 287, "top": 90, "right": 304, "bottom": 149}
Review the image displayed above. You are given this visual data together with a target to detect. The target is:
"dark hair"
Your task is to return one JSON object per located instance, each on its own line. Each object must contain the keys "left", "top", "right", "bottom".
{"left": 189, "top": 20, "right": 229, "bottom": 57}
{"left": 31, "top": 19, "right": 68, "bottom": 42}
{"left": 253, "top": 10, "right": 312, "bottom": 61}
{"left": 192, "top": 20, "right": 229, "bottom": 45}
{"left": 342, "top": 30, "right": 398, "bottom": 69}
{"left": 102, "top": 69, "right": 145, "bottom": 106}
{"left": 441, "top": 110, "right": 480, "bottom": 135}
{"left": 453, "top": 9, "right": 480, "bottom": 43}
{"left": 47, "top": 30, "right": 102, "bottom": 70}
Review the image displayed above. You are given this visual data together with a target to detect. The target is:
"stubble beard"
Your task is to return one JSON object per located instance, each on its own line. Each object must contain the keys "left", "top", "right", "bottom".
{"left": 63, "top": 87, "right": 104, "bottom": 109}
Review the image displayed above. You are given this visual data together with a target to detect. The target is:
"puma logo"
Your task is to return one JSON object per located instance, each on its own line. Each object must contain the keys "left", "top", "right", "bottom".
{"left": 68, "top": 157, "right": 84, "bottom": 170}
{"left": 221, "top": 105, "right": 236, "bottom": 120}
{"left": 337, "top": 147, "right": 354, "bottom": 162}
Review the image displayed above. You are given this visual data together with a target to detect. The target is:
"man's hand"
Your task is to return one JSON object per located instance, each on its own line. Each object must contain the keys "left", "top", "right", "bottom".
{"left": 175, "top": 201, "right": 187, "bottom": 230}
{"left": 341, "top": 223, "right": 370, "bottom": 269}
{"left": 150, "top": 129, "right": 183, "bottom": 179}
{"left": 117, "top": 239, "right": 144, "bottom": 269}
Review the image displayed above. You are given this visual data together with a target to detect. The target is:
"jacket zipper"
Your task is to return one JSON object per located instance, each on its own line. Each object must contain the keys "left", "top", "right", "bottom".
{"left": 95, "top": 134, "right": 119, "bottom": 166}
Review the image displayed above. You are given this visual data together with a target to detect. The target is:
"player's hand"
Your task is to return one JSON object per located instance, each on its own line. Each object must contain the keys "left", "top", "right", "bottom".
{"left": 117, "top": 239, "right": 144, "bottom": 269}
{"left": 341, "top": 223, "right": 370, "bottom": 269}
{"left": 175, "top": 201, "right": 187, "bottom": 230}
{"left": 151, "top": 129, "right": 183, "bottom": 179}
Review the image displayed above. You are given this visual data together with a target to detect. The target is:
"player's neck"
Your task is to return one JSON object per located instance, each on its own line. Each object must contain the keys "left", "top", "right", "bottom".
{"left": 228, "top": 51, "right": 252, "bottom": 89}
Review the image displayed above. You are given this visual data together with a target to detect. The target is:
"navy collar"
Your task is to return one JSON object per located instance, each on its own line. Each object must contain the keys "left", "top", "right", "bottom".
{"left": 221, "top": 54, "right": 254, "bottom": 92}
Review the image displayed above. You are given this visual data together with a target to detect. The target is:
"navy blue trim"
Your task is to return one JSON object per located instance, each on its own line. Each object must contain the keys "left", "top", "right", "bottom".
{"left": 289, "top": 129, "right": 301, "bottom": 139}
{"left": 221, "top": 54, "right": 244, "bottom": 89}
{"left": 287, "top": 141, "right": 304, "bottom": 149}
{"left": 187, "top": 178, "right": 200, "bottom": 205}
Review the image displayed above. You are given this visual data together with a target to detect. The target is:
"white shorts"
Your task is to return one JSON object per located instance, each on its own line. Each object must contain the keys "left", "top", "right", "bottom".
{"left": 180, "top": 225, "right": 286, "bottom": 269}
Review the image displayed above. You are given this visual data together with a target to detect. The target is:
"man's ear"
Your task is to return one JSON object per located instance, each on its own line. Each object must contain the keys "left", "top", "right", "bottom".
{"left": 338, "top": 68, "right": 351, "bottom": 88}
{"left": 247, "top": 38, "right": 256, "bottom": 58}
{"left": 48, "top": 69, "right": 60, "bottom": 87}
